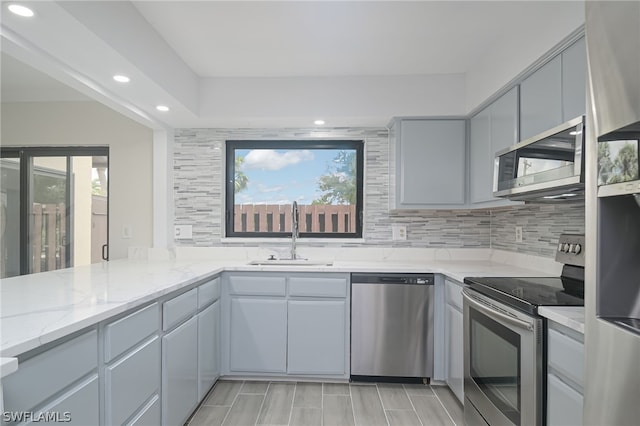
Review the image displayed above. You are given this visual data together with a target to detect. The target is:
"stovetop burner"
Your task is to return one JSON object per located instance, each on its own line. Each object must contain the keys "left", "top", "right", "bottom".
{"left": 463, "top": 234, "right": 585, "bottom": 315}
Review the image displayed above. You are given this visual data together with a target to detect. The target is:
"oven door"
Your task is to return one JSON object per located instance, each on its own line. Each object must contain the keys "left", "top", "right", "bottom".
{"left": 463, "top": 288, "right": 543, "bottom": 426}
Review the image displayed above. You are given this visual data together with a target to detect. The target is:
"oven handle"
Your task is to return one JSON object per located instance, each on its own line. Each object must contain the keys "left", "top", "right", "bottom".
{"left": 463, "top": 289, "right": 534, "bottom": 331}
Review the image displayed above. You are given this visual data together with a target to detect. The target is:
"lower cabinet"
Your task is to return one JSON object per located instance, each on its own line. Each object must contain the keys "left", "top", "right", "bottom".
{"left": 229, "top": 298, "right": 287, "bottom": 373}
{"left": 162, "top": 316, "right": 199, "bottom": 426}
{"left": 546, "top": 321, "right": 584, "bottom": 426}
{"left": 287, "top": 300, "right": 346, "bottom": 375}
{"left": 444, "top": 278, "right": 464, "bottom": 403}
{"left": 224, "top": 273, "right": 349, "bottom": 378}
{"left": 198, "top": 300, "right": 220, "bottom": 401}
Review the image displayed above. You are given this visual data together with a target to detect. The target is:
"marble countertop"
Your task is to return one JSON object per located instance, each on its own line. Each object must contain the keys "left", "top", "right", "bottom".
{"left": 538, "top": 306, "right": 585, "bottom": 333}
{"left": 0, "top": 249, "right": 568, "bottom": 359}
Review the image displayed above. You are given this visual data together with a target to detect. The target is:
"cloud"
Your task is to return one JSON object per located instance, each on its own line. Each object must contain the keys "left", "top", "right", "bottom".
{"left": 243, "top": 149, "right": 314, "bottom": 171}
{"left": 257, "top": 183, "right": 285, "bottom": 193}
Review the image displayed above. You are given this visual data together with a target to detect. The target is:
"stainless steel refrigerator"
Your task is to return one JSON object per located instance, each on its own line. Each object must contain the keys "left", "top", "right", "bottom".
{"left": 585, "top": 2, "right": 640, "bottom": 425}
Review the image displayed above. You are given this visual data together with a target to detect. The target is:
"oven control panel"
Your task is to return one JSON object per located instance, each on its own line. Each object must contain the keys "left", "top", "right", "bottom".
{"left": 555, "top": 234, "right": 585, "bottom": 267}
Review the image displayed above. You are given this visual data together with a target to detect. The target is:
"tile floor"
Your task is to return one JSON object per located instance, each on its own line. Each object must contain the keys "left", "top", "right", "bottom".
{"left": 186, "top": 380, "right": 464, "bottom": 426}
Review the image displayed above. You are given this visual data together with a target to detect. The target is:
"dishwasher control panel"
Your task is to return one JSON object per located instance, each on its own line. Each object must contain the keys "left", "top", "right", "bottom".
{"left": 351, "top": 273, "right": 434, "bottom": 285}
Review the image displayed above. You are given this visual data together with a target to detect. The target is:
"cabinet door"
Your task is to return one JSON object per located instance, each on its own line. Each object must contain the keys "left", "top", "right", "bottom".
{"left": 469, "top": 108, "right": 492, "bottom": 203}
{"left": 287, "top": 300, "right": 346, "bottom": 375}
{"left": 445, "top": 303, "right": 464, "bottom": 403}
{"left": 198, "top": 300, "right": 220, "bottom": 401}
{"left": 520, "top": 55, "right": 562, "bottom": 140}
{"left": 562, "top": 37, "right": 587, "bottom": 121}
{"left": 547, "top": 373, "right": 583, "bottom": 426}
{"left": 105, "top": 337, "right": 160, "bottom": 426}
{"left": 398, "top": 120, "right": 466, "bottom": 206}
{"left": 162, "top": 316, "right": 198, "bottom": 426}
{"left": 229, "top": 298, "right": 287, "bottom": 373}
{"left": 491, "top": 87, "right": 519, "bottom": 156}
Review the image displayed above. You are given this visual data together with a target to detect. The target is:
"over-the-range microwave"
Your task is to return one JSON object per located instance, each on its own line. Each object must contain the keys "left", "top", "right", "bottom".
{"left": 493, "top": 116, "right": 585, "bottom": 202}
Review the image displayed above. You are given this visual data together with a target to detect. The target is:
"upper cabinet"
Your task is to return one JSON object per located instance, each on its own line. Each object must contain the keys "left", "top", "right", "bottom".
{"left": 520, "top": 37, "right": 586, "bottom": 140}
{"left": 470, "top": 87, "right": 519, "bottom": 205}
{"left": 390, "top": 119, "right": 466, "bottom": 209}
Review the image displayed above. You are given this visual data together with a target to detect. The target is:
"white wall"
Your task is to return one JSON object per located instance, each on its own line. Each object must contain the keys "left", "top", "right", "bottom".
{"left": 465, "top": 1, "right": 585, "bottom": 113}
{"left": 1, "top": 101, "right": 154, "bottom": 260}
{"left": 198, "top": 74, "right": 466, "bottom": 128}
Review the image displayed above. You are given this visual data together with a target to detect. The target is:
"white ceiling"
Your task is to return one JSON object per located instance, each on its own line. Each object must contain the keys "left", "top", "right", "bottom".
{"left": 0, "top": 1, "right": 585, "bottom": 128}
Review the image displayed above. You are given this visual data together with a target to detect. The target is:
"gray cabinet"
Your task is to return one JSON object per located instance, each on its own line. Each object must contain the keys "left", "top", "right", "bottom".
{"left": 287, "top": 300, "right": 346, "bottom": 375}
{"left": 546, "top": 321, "right": 584, "bottom": 426}
{"left": 223, "top": 273, "right": 349, "bottom": 378}
{"left": 520, "top": 37, "right": 586, "bottom": 141}
{"left": 229, "top": 298, "right": 287, "bottom": 373}
{"left": 391, "top": 119, "right": 466, "bottom": 208}
{"left": 520, "top": 55, "right": 563, "bottom": 140}
{"left": 105, "top": 337, "right": 160, "bottom": 426}
{"left": 197, "top": 300, "right": 220, "bottom": 400}
{"left": 444, "top": 279, "right": 464, "bottom": 403}
{"left": 470, "top": 87, "right": 519, "bottom": 205}
{"left": 561, "top": 37, "right": 587, "bottom": 122}
{"left": 2, "top": 330, "right": 99, "bottom": 425}
{"left": 162, "top": 316, "right": 198, "bottom": 426}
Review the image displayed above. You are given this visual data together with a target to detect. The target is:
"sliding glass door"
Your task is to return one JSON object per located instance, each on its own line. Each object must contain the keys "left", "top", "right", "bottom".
{"left": 0, "top": 147, "right": 108, "bottom": 278}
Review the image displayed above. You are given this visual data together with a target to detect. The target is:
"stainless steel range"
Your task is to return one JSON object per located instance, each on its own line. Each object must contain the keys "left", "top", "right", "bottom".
{"left": 462, "top": 234, "right": 585, "bottom": 426}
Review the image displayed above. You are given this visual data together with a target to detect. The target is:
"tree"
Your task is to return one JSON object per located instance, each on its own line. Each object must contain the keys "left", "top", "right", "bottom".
{"left": 313, "top": 151, "right": 356, "bottom": 205}
{"left": 235, "top": 156, "right": 249, "bottom": 193}
{"left": 610, "top": 143, "right": 639, "bottom": 184}
{"left": 598, "top": 142, "right": 614, "bottom": 184}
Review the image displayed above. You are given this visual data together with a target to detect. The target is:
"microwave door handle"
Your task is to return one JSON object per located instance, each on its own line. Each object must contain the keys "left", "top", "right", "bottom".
{"left": 463, "top": 290, "right": 534, "bottom": 331}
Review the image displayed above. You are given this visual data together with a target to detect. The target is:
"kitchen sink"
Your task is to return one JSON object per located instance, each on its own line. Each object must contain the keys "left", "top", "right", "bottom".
{"left": 247, "top": 259, "right": 333, "bottom": 266}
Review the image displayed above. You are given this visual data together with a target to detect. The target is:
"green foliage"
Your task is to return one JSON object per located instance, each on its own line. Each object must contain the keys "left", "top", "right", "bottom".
{"left": 312, "top": 151, "right": 356, "bottom": 205}
{"left": 32, "top": 175, "right": 66, "bottom": 204}
{"left": 598, "top": 142, "right": 614, "bottom": 185}
{"left": 599, "top": 142, "right": 638, "bottom": 184}
{"left": 235, "top": 156, "right": 249, "bottom": 193}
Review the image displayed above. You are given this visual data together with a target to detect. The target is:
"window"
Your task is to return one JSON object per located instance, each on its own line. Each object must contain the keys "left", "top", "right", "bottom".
{"left": 1, "top": 147, "right": 109, "bottom": 278}
{"left": 225, "top": 140, "right": 363, "bottom": 238}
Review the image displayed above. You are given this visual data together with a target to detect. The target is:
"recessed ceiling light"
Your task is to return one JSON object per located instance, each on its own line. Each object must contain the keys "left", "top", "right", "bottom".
{"left": 113, "top": 75, "right": 130, "bottom": 83}
{"left": 314, "top": 119, "right": 325, "bottom": 125}
{"left": 8, "top": 4, "right": 34, "bottom": 17}
{"left": 156, "top": 105, "right": 170, "bottom": 112}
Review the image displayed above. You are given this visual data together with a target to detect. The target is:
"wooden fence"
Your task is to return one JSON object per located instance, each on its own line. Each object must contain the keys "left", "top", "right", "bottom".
{"left": 31, "top": 203, "right": 66, "bottom": 273}
{"left": 234, "top": 204, "right": 356, "bottom": 233}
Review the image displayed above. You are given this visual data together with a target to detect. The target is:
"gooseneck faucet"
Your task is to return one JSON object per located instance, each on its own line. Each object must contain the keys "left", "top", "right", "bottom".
{"left": 291, "top": 201, "right": 299, "bottom": 260}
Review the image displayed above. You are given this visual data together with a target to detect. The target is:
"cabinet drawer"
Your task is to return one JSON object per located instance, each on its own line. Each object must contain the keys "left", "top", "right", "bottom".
{"left": 198, "top": 277, "right": 221, "bottom": 309}
{"left": 445, "top": 279, "right": 463, "bottom": 310}
{"left": 3, "top": 330, "right": 98, "bottom": 414}
{"left": 229, "top": 276, "right": 286, "bottom": 296}
{"left": 162, "top": 288, "right": 198, "bottom": 331}
{"left": 289, "top": 277, "right": 347, "bottom": 298}
{"left": 105, "top": 337, "right": 160, "bottom": 426}
{"left": 104, "top": 303, "right": 159, "bottom": 362}
{"left": 22, "top": 375, "right": 99, "bottom": 426}
{"left": 548, "top": 327, "right": 584, "bottom": 388}
{"left": 547, "top": 373, "right": 583, "bottom": 426}
{"left": 126, "top": 395, "right": 160, "bottom": 426}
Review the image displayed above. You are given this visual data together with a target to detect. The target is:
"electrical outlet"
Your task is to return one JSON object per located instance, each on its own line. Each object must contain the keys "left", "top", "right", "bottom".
{"left": 392, "top": 225, "right": 407, "bottom": 241}
{"left": 515, "top": 226, "right": 523, "bottom": 243}
{"left": 174, "top": 225, "right": 193, "bottom": 240}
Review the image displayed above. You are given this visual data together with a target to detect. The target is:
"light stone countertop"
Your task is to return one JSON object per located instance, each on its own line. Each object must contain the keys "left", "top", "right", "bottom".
{"left": 0, "top": 248, "right": 578, "bottom": 360}
{"left": 538, "top": 306, "right": 585, "bottom": 334}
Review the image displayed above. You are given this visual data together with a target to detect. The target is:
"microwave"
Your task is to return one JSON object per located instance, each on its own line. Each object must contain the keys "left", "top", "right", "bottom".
{"left": 493, "top": 116, "right": 585, "bottom": 202}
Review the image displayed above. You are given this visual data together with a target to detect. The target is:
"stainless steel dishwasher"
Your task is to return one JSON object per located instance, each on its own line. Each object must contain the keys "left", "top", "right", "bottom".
{"left": 351, "top": 273, "right": 434, "bottom": 381}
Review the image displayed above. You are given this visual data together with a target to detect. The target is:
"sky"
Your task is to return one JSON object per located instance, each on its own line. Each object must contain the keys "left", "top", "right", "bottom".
{"left": 235, "top": 148, "right": 345, "bottom": 205}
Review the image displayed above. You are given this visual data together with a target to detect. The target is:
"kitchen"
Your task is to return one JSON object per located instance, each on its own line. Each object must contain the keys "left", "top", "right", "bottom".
{"left": 1, "top": 1, "right": 638, "bottom": 426}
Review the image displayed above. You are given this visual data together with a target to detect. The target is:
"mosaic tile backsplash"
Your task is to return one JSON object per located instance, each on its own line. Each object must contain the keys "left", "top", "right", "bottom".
{"left": 174, "top": 127, "right": 584, "bottom": 258}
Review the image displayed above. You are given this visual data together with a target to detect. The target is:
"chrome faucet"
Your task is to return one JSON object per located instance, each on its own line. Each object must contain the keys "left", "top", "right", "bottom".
{"left": 291, "top": 201, "right": 299, "bottom": 260}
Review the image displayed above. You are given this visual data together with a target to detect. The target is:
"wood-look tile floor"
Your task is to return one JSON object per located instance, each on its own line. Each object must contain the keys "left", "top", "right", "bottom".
{"left": 186, "top": 380, "right": 464, "bottom": 426}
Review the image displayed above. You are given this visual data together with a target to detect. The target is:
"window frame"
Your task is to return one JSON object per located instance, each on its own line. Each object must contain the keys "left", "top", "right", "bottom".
{"left": 225, "top": 140, "right": 364, "bottom": 238}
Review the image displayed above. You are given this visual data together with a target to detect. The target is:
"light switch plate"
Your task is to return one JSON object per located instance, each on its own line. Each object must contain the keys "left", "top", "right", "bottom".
{"left": 174, "top": 225, "right": 193, "bottom": 239}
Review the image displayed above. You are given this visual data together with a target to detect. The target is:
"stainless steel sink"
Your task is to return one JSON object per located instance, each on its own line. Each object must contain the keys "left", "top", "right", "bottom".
{"left": 248, "top": 259, "right": 333, "bottom": 266}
